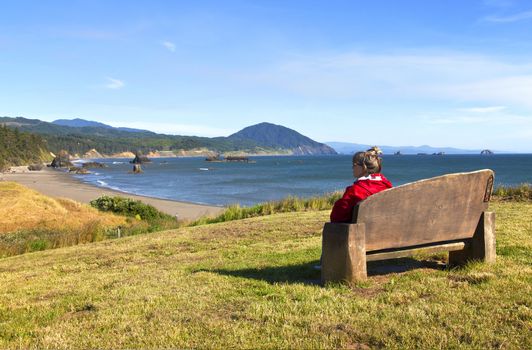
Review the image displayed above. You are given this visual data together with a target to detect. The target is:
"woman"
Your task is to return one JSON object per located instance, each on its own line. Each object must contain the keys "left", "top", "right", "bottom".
{"left": 330, "top": 146, "right": 392, "bottom": 222}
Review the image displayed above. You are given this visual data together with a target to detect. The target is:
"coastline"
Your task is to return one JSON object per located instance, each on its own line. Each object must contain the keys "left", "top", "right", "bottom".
{"left": 0, "top": 167, "right": 224, "bottom": 220}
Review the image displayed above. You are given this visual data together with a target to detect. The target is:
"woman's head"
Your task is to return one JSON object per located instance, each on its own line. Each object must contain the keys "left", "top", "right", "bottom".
{"left": 352, "top": 146, "right": 383, "bottom": 177}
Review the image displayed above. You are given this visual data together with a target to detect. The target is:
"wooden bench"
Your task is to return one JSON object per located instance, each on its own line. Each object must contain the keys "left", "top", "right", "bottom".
{"left": 321, "top": 169, "right": 496, "bottom": 283}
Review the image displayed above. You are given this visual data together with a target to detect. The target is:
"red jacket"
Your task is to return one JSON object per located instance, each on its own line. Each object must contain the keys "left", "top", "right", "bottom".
{"left": 330, "top": 173, "right": 392, "bottom": 222}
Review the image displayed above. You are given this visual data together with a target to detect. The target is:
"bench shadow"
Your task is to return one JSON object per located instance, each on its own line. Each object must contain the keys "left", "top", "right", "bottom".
{"left": 201, "top": 258, "right": 446, "bottom": 286}
{"left": 367, "top": 257, "right": 446, "bottom": 276}
{"left": 198, "top": 261, "right": 322, "bottom": 286}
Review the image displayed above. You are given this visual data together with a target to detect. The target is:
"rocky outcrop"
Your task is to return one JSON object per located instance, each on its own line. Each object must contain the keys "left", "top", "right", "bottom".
{"left": 50, "top": 150, "right": 73, "bottom": 168}
{"left": 82, "top": 162, "right": 106, "bottom": 169}
{"left": 290, "top": 144, "right": 337, "bottom": 156}
{"left": 110, "top": 151, "right": 136, "bottom": 158}
{"left": 83, "top": 148, "right": 103, "bottom": 159}
{"left": 130, "top": 153, "right": 151, "bottom": 164}
{"left": 69, "top": 167, "right": 90, "bottom": 174}
{"left": 174, "top": 148, "right": 218, "bottom": 157}
{"left": 147, "top": 151, "right": 176, "bottom": 157}
{"left": 28, "top": 164, "right": 44, "bottom": 171}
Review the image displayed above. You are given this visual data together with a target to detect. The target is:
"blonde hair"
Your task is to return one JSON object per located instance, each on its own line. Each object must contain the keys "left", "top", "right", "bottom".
{"left": 352, "top": 146, "right": 383, "bottom": 174}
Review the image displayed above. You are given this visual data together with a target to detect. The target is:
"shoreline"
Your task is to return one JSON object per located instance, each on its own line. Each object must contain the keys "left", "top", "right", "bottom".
{"left": 0, "top": 167, "right": 224, "bottom": 220}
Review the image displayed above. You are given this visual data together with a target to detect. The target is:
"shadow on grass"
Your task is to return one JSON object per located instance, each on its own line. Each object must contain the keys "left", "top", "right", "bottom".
{"left": 200, "top": 261, "right": 322, "bottom": 285}
{"left": 367, "top": 257, "right": 446, "bottom": 276}
{"left": 202, "top": 257, "right": 446, "bottom": 285}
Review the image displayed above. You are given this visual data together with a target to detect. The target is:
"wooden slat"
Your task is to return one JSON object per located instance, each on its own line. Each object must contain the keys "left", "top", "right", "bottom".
{"left": 366, "top": 242, "right": 467, "bottom": 262}
{"left": 354, "top": 170, "right": 494, "bottom": 251}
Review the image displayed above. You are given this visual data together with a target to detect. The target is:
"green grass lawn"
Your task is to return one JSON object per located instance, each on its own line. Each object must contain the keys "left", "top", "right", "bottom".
{"left": 0, "top": 202, "right": 530, "bottom": 349}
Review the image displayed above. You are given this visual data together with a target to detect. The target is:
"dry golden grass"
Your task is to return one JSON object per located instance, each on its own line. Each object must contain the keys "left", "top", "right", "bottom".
{"left": 0, "top": 182, "right": 126, "bottom": 233}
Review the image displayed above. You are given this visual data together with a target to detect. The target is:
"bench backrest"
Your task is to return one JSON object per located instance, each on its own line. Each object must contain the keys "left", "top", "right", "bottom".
{"left": 353, "top": 169, "right": 494, "bottom": 251}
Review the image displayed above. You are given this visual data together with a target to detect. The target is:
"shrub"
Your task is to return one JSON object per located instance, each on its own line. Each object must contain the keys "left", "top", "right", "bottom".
{"left": 89, "top": 196, "right": 181, "bottom": 233}
{"left": 90, "top": 196, "right": 173, "bottom": 221}
{"left": 493, "top": 184, "right": 532, "bottom": 201}
{"left": 191, "top": 192, "right": 342, "bottom": 226}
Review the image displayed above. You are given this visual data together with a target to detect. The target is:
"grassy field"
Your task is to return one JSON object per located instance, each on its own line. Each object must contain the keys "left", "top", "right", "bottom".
{"left": 0, "top": 200, "right": 530, "bottom": 349}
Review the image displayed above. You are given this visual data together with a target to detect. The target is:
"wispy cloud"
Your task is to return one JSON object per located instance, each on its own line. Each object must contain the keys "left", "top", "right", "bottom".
{"left": 105, "top": 77, "right": 125, "bottom": 90}
{"left": 241, "top": 50, "right": 532, "bottom": 108}
{"left": 161, "top": 41, "right": 176, "bottom": 52}
{"left": 483, "top": 10, "right": 532, "bottom": 23}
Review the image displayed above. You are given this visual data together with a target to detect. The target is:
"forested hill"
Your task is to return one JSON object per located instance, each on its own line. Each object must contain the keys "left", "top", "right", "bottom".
{"left": 228, "top": 122, "right": 337, "bottom": 155}
{"left": 0, "top": 125, "right": 51, "bottom": 171}
{"left": 0, "top": 117, "right": 261, "bottom": 155}
{"left": 0, "top": 117, "right": 336, "bottom": 156}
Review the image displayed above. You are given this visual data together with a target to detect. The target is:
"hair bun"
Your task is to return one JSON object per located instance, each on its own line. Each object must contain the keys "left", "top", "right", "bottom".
{"left": 366, "top": 146, "right": 383, "bottom": 156}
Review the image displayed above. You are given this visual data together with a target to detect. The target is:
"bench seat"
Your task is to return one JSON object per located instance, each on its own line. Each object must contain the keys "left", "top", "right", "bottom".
{"left": 321, "top": 170, "right": 496, "bottom": 283}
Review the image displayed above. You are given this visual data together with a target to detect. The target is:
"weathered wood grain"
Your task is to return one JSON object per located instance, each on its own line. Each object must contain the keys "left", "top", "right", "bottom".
{"left": 448, "top": 211, "right": 496, "bottom": 266}
{"left": 321, "top": 223, "right": 367, "bottom": 283}
{"left": 354, "top": 170, "right": 494, "bottom": 251}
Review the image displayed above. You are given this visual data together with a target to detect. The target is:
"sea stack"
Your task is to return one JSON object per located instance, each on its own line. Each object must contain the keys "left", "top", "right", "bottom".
{"left": 50, "top": 150, "right": 73, "bottom": 168}
{"left": 130, "top": 152, "right": 149, "bottom": 173}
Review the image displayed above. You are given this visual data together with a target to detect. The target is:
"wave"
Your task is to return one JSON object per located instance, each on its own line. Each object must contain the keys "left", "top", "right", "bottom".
{"left": 112, "top": 161, "right": 124, "bottom": 164}
{"left": 96, "top": 180, "right": 108, "bottom": 187}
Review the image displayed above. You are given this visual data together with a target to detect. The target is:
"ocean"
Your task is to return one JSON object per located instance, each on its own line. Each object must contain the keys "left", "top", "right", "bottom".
{"left": 74, "top": 154, "right": 532, "bottom": 207}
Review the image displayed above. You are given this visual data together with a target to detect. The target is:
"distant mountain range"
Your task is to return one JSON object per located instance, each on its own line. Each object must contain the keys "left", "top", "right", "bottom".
{"left": 326, "top": 142, "right": 490, "bottom": 155}
{"left": 0, "top": 117, "right": 336, "bottom": 156}
{"left": 53, "top": 118, "right": 149, "bottom": 133}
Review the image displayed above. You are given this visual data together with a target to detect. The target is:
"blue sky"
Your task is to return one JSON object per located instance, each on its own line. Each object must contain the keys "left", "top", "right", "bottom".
{"left": 1, "top": 0, "right": 532, "bottom": 151}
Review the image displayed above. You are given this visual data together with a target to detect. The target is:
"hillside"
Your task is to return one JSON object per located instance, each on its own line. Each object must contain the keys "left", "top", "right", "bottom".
{"left": 0, "top": 117, "right": 334, "bottom": 156}
{"left": 229, "top": 122, "right": 336, "bottom": 155}
{"left": 0, "top": 182, "right": 128, "bottom": 256}
{"left": 0, "top": 182, "right": 126, "bottom": 234}
{"left": 0, "top": 125, "right": 51, "bottom": 171}
{"left": 0, "top": 202, "right": 529, "bottom": 348}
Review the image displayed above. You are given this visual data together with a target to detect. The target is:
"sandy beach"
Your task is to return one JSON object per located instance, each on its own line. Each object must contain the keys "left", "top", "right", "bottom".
{"left": 0, "top": 167, "right": 224, "bottom": 220}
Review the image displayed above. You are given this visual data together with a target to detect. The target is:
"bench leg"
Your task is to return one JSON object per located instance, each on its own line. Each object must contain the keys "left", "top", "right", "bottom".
{"left": 321, "top": 223, "right": 367, "bottom": 284}
{"left": 449, "top": 211, "right": 496, "bottom": 266}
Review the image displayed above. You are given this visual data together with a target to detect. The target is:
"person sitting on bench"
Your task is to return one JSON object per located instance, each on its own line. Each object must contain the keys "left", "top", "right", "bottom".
{"left": 330, "top": 146, "right": 393, "bottom": 222}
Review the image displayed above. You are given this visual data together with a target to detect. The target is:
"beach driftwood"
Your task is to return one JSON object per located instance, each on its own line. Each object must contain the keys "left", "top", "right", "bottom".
{"left": 321, "top": 169, "right": 496, "bottom": 284}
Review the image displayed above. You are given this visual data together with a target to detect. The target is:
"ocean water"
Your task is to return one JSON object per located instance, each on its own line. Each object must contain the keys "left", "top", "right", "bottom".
{"left": 74, "top": 154, "right": 532, "bottom": 207}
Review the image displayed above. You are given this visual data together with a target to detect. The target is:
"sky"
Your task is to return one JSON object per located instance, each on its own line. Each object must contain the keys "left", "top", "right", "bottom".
{"left": 1, "top": 0, "right": 532, "bottom": 152}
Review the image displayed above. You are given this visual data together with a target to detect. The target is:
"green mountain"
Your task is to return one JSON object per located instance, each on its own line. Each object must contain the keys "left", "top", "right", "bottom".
{"left": 0, "top": 117, "right": 336, "bottom": 156}
{"left": 229, "top": 122, "right": 336, "bottom": 155}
